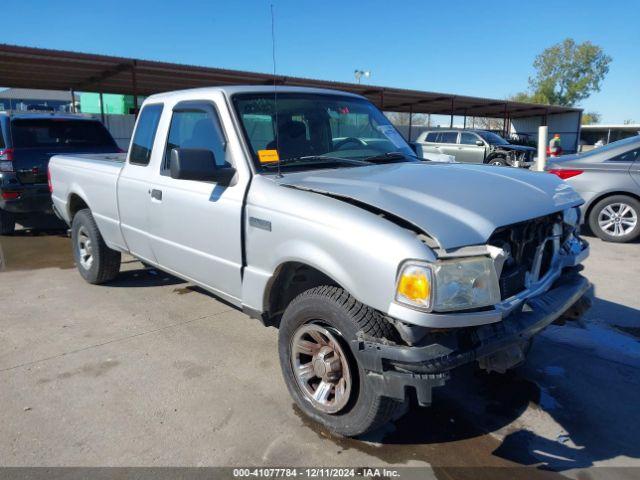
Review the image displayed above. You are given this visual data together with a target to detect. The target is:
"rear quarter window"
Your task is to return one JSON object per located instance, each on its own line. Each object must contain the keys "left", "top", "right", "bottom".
{"left": 425, "top": 132, "right": 438, "bottom": 142}
{"left": 608, "top": 148, "right": 640, "bottom": 162}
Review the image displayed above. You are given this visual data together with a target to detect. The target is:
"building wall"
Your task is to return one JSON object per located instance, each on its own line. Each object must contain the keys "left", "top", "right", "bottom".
{"left": 99, "top": 114, "right": 136, "bottom": 150}
{"left": 510, "top": 111, "right": 581, "bottom": 153}
{"left": 393, "top": 112, "right": 582, "bottom": 154}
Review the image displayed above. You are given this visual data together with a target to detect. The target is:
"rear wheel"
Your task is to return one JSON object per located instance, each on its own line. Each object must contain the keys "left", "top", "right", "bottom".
{"left": 0, "top": 208, "right": 16, "bottom": 235}
{"left": 278, "top": 286, "right": 406, "bottom": 437}
{"left": 588, "top": 195, "right": 640, "bottom": 243}
{"left": 71, "top": 209, "right": 121, "bottom": 284}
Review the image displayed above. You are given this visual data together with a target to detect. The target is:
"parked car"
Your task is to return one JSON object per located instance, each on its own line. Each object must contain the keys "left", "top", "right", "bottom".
{"left": 0, "top": 112, "right": 120, "bottom": 234}
{"left": 50, "top": 86, "right": 591, "bottom": 437}
{"left": 547, "top": 135, "right": 640, "bottom": 243}
{"left": 414, "top": 129, "right": 536, "bottom": 167}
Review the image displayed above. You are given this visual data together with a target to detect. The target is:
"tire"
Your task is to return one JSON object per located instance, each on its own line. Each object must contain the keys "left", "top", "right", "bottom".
{"left": 487, "top": 156, "right": 508, "bottom": 166}
{"left": 278, "top": 285, "right": 407, "bottom": 437}
{"left": 588, "top": 195, "right": 640, "bottom": 243}
{"left": 0, "top": 208, "right": 16, "bottom": 235}
{"left": 71, "top": 209, "right": 121, "bottom": 284}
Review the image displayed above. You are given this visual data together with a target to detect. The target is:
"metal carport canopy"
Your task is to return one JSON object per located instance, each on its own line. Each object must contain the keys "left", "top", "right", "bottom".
{"left": 0, "top": 44, "right": 580, "bottom": 118}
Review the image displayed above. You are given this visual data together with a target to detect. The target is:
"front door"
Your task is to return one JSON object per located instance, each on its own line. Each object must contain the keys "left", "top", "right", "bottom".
{"left": 457, "top": 132, "right": 486, "bottom": 163}
{"left": 146, "top": 100, "right": 245, "bottom": 303}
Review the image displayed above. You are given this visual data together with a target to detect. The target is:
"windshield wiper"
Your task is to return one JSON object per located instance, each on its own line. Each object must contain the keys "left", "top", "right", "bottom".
{"left": 261, "top": 155, "right": 370, "bottom": 169}
{"left": 361, "top": 151, "right": 417, "bottom": 163}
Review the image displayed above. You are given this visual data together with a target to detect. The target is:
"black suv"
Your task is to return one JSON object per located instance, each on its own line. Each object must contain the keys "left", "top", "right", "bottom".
{"left": 0, "top": 112, "right": 120, "bottom": 234}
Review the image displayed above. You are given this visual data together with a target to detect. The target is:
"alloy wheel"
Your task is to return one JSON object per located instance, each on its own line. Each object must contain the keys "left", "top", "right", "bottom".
{"left": 77, "top": 226, "right": 94, "bottom": 270}
{"left": 598, "top": 203, "right": 638, "bottom": 237}
{"left": 290, "top": 323, "right": 352, "bottom": 414}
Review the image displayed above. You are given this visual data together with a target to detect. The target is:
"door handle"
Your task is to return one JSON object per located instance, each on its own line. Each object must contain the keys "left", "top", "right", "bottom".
{"left": 150, "top": 189, "right": 163, "bottom": 201}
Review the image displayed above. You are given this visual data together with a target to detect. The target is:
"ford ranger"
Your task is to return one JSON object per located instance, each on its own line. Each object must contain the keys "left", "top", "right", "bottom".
{"left": 49, "top": 86, "right": 591, "bottom": 437}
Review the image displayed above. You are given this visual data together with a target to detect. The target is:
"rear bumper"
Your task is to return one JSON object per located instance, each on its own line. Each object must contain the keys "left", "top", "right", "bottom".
{"left": 355, "top": 269, "right": 592, "bottom": 406}
{"left": 0, "top": 182, "right": 52, "bottom": 214}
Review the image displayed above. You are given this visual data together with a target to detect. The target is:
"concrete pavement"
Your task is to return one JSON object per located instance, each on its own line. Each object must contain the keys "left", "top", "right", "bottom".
{"left": 0, "top": 225, "right": 638, "bottom": 479}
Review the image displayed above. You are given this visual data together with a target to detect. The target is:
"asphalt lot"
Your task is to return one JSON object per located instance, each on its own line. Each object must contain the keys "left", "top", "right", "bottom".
{"left": 1, "top": 219, "right": 639, "bottom": 479}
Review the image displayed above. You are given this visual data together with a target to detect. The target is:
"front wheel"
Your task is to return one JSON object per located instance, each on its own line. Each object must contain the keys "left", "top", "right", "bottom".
{"left": 278, "top": 286, "right": 406, "bottom": 437}
{"left": 71, "top": 209, "right": 121, "bottom": 284}
{"left": 487, "top": 156, "right": 508, "bottom": 166}
{"left": 0, "top": 208, "right": 16, "bottom": 235}
{"left": 588, "top": 195, "right": 640, "bottom": 243}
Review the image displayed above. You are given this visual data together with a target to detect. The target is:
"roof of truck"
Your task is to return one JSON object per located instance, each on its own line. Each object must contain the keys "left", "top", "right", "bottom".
{"left": 145, "top": 85, "right": 365, "bottom": 101}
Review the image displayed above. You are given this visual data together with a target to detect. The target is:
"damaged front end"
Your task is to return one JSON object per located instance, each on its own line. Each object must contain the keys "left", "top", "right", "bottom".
{"left": 353, "top": 208, "right": 592, "bottom": 407}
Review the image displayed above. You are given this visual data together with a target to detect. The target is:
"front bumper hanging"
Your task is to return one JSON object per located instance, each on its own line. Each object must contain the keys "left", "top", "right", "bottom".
{"left": 353, "top": 268, "right": 592, "bottom": 406}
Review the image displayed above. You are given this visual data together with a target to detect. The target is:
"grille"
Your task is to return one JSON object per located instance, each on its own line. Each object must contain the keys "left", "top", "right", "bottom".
{"left": 489, "top": 213, "right": 562, "bottom": 300}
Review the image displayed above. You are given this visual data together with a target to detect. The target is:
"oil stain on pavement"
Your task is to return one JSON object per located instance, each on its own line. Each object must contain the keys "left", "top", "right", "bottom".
{"left": 293, "top": 369, "right": 563, "bottom": 479}
{"left": 0, "top": 228, "right": 74, "bottom": 272}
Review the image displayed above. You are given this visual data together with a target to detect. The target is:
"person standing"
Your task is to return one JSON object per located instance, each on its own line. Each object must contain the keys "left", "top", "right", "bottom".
{"left": 548, "top": 134, "right": 563, "bottom": 157}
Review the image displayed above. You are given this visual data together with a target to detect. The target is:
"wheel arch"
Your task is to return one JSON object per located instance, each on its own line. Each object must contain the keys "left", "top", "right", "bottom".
{"left": 584, "top": 190, "right": 640, "bottom": 224}
{"left": 67, "top": 191, "right": 91, "bottom": 223}
{"left": 484, "top": 151, "right": 506, "bottom": 163}
{"left": 262, "top": 261, "right": 344, "bottom": 327}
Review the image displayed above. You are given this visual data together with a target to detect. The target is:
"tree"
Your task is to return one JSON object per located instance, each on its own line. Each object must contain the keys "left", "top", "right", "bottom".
{"left": 623, "top": 119, "right": 636, "bottom": 125}
{"left": 511, "top": 39, "right": 611, "bottom": 106}
{"left": 582, "top": 112, "right": 601, "bottom": 125}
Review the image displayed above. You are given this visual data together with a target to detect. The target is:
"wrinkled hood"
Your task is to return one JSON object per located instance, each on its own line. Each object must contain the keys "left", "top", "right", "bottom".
{"left": 493, "top": 144, "right": 536, "bottom": 152}
{"left": 277, "top": 162, "right": 582, "bottom": 250}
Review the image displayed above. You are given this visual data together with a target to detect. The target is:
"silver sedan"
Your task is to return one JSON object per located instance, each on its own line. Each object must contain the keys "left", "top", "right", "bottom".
{"left": 547, "top": 135, "right": 640, "bottom": 242}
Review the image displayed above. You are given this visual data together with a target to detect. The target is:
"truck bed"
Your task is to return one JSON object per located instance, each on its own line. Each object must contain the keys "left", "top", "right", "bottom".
{"left": 49, "top": 153, "right": 127, "bottom": 251}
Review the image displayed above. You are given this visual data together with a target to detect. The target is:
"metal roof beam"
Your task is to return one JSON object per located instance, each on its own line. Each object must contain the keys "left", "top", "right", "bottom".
{"left": 74, "top": 63, "right": 133, "bottom": 90}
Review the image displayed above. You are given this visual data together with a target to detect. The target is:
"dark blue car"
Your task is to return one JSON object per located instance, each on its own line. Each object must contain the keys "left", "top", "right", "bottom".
{"left": 0, "top": 112, "right": 120, "bottom": 234}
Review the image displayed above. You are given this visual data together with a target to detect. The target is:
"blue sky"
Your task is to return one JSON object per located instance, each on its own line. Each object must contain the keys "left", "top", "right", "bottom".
{"left": 3, "top": 0, "right": 639, "bottom": 122}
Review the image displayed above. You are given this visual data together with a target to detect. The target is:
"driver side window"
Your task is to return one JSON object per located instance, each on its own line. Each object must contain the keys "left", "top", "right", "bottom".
{"left": 162, "top": 106, "right": 228, "bottom": 175}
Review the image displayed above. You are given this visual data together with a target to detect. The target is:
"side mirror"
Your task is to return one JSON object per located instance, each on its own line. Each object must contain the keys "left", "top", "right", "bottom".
{"left": 170, "top": 148, "right": 236, "bottom": 184}
{"left": 475, "top": 140, "right": 484, "bottom": 146}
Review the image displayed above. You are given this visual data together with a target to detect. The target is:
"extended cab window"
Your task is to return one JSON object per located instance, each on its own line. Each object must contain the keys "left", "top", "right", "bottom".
{"left": 163, "top": 105, "right": 228, "bottom": 173}
{"left": 129, "top": 104, "right": 163, "bottom": 166}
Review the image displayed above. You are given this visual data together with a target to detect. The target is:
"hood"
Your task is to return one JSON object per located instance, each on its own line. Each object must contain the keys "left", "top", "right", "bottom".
{"left": 494, "top": 144, "right": 536, "bottom": 152}
{"left": 277, "top": 162, "right": 582, "bottom": 250}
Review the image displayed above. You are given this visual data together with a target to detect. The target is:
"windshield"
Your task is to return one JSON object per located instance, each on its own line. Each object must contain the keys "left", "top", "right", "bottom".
{"left": 10, "top": 119, "right": 117, "bottom": 149}
{"left": 232, "top": 92, "right": 417, "bottom": 171}
{"left": 477, "top": 131, "right": 509, "bottom": 145}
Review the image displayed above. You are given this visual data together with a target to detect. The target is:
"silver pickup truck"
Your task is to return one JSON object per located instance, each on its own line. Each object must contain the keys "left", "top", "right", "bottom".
{"left": 50, "top": 86, "right": 591, "bottom": 437}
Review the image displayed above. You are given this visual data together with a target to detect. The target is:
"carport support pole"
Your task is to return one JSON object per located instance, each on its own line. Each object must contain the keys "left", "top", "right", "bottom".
{"left": 408, "top": 105, "right": 413, "bottom": 142}
{"left": 131, "top": 61, "right": 139, "bottom": 116}
{"left": 449, "top": 97, "right": 454, "bottom": 128}
{"left": 536, "top": 126, "right": 548, "bottom": 172}
{"left": 99, "top": 92, "right": 105, "bottom": 124}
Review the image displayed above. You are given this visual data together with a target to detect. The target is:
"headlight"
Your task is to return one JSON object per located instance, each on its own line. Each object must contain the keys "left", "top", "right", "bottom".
{"left": 396, "top": 257, "right": 500, "bottom": 312}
